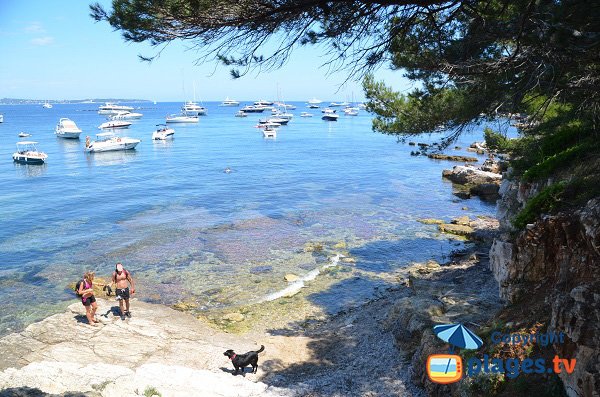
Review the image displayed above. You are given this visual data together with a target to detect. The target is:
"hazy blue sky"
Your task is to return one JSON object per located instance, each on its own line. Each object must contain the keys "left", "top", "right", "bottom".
{"left": 0, "top": 0, "right": 413, "bottom": 101}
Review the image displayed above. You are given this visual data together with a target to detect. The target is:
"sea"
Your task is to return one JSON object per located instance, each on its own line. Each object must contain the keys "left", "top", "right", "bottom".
{"left": 0, "top": 101, "right": 509, "bottom": 336}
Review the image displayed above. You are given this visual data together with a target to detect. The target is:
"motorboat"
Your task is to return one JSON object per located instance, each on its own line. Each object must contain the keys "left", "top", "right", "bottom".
{"left": 109, "top": 111, "right": 143, "bottom": 120}
{"left": 330, "top": 102, "right": 349, "bottom": 107}
{"left": 181, "top": 101, "right": 207, "bottom": 116}
{"left": 18, "top": 132, "right": 32, "bottom": 137}
{"left": 0, "top": 114, "right": 3, "bottom": 123}
{"left": 85, "top": 132, "right": 140, "bottom": 152}
{"left": 152, "top": 124, "right": 175, "bottom": 140}
{"left": 344, "top": 107, "right": 359, "bottom": 116}
{"left": 259, "top": 117, "right": 288, "bottom": 125}
{"left": 42, "top": 101, "right": 53, "bottom": 109}
{"left": 220, "top": 97, "right": 240, "bottom": 106}
{"left": 235, "top": 110, "right": 248, "bottom": 117}
{"left": 98, "top": 120, "right": 132, "bottom": 129}
{"left": 300, "top": 112, "right": 313, "bottom": 117}
{"left": 254, "top": 99, "right": 273, "bottom": 106}
{"left": 166, "top": 114, "right": 199, "bottom": 123}
{"left": 263, "top": 127, "right": 277, "bottom": 138}
{"left": 240, "top": 105, "right": 267, "bottom": 113}
{"left": 256, "top": 122, "right": 281, "bottom": 129}
{"left": 13, "top": 141, "right": 48, "bottom": 164}
{"left": 98, "top": 102, "right": 134, "bottom": 115}
{"left": 308, "top": 104, "right": 320, "bottom": 109}
{"left": 308, "top": 98, "right": 322, "bottom": 104}
{"left": 55, "top": 118, "right": 83, "bottom": 139}
{"left": 271, "top": 110, "right": 293, "bottom": 120}
{"left": 322, "top": 108, "right": 339, "bottom": 121}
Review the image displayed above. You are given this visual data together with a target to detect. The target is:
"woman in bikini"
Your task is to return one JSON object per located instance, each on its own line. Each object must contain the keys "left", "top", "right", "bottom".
{"left": 78, "top": 271, "right": 99, "bottom": 326}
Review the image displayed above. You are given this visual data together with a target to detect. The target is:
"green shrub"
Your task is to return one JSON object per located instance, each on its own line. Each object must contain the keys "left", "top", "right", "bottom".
{"left": 144, "top": 386, "right": 162, "bottom": 397}
{"left": 513, "top": 183, "right": 566, "bottom": 229}
{"left": 484, "top": 128, "right": 513, "bottom": 152}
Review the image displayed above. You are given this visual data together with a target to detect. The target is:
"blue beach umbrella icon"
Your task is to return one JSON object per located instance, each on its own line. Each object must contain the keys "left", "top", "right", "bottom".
{"left": 433, "top": 323, "right": 483, "bottom": 376}
{"left": 433, "top": 323, "right": 483, "bottom": 350}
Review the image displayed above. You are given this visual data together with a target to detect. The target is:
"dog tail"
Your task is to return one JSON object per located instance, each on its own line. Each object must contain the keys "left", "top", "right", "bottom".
{"left": 257, "top": 345, "right": 265, "bottom": 353}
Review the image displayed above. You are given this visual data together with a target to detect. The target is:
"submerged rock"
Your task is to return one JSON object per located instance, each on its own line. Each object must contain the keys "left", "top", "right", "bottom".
{"left": 438, "top": 223, "right": 474, "bottom": 237}
{"left": 284, "top": 274, "right": 299, "bottom": 282}
{"left": 427, "top": 153, "right": 479, "bottom": 162}
{"left": 417, "top": 218, "right": 445, "bottom": 225}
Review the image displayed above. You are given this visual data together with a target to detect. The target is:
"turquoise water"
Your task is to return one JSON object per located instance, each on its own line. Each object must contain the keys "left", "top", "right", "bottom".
{"left": 0, "top": 102, "right": 502, "bottom": 334}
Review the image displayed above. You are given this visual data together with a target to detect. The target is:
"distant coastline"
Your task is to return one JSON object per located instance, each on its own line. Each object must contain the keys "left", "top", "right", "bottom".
{"left": 0, "top": 98, "right": 152, "bottom": 105}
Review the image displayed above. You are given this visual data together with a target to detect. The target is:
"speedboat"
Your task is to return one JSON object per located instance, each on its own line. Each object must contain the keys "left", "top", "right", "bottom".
{"left": 13, "top": 141, "right": 48, "bottom": 164}
{"left": 300, "top": 112, "right": 313, "bottom": 117}
{"left": 152, "top": 124, "right": 175, "bottom": 140}
{"left": 308, "top": 104, "right": 320, "bottom": 109}
{"left": 256, "top": 122, "right": 281, "bottom": 129}
{"left": 181, "top": 101, "right": 207, "bottom": 116}
{"left": 85, "top": 132, "right": 140, "bottom": 152}
{"left": 55, "top": 118, "right": 83, "bottom": 139}
{"left": 98, "top": 120, "right": 132, "bottom": 129}
{"left": 322, "top": 108, "right": 339, "bottom": 121}
{"left": 235, "top": 110, "right": 248, "bottom": 117}
{"left": 98, "top": 102, "right": 134, "bottom": 115}
{"left": 263, "top": 127, "right": 277, "bottom": 138}
{"left": 166, "top": 114, "right": 199, "bottom": 123}
{"left": 0, "top": 114, "right": 3, "bottom": 123}
{"left": 109, "top": 111, "right": 143, "bottom": 120}
{"left": 220, "top": 97, "right": 240, "bottom": 106}
{"left": 42, "top": 101, "right": 53, "bottom": 109}
{"left": 18, "top": 132, "right": 32, "bottom": 137}
{"left": 259, "top": 117, "right": 288, "bottom": 125}
{"left": 308, "top": 98, "right": 322, "bottom": 104}
{"left": 241, "top": 105, "right": 267, "bottom": 113}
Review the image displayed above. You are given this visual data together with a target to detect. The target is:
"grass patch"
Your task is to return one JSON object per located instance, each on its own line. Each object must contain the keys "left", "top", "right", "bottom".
{"left": 144, "top": 386, "right": 162, "bottom": 397}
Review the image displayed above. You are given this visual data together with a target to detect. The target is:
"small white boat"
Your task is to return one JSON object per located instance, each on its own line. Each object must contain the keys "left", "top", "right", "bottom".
{"left": 256, "top": 122, "right": 281, "bottom": 129}
{"left": 165, "top": 114, "right": 199, "bottom": 123}
{"left": 271, "top": 111, "right": 293, "bottom": 120}
{"left": 220, "top": 97, "right": 240, "bottom": 106}
{"left": 109, "top": 111, "right": 143, "bottom": 120}
{"left": 235, "top": 110, "right": 248, "bottom": 117}
{"left": 152, "top": 124, "right": 175, "bottom": 140}
{"left": 42, "top": 101, "right": 53, "bottom": 109}
{"left": 263, "top": 127, "right": 277, "bottom": 138}
{"left": 98, "top": 102, "right": 134, "bottom": 115}
{"left": 55, "top": 118, "right": 83, "bottom": 139}
{"left": 254, "top": 99, "right": 273, "bottom": 106}
{"left": 344, "top": 107, "right": 359, "bottom": 116}
{"left": 98, "top": 120, "right": 132, "bottom": 129}
{"left": 300, "top": 112, "right": 313, "bottom": 117}
{"left": 18, "top": 132, "right": 32, "bottom": 137}
{"left": 13, "top": 141, "right": 48, "bottom": 164}
{"left": 241, "top": 105, "right": 267, "bottom": 113}
{"left": 259, "top": 117, "right": 288, "bottom": 125}
{"left": 181, "top": 101, "right": 207, "bottom": 116}
{"left": 308, "top": 98, "right": 322, "bottom": 104}
{"left": 85, "top": 132, "right": 140, "bottom": 152}
{"left": 322, "top": 109, "right": 339, "bottom": 121}
{"left": 0, "top": 114, "right": 3, "bottom": 123}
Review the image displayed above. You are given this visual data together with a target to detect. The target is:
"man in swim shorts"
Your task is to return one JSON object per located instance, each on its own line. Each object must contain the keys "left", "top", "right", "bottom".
{"left": 112, "top": 262, "right": 135, "bottom": 320}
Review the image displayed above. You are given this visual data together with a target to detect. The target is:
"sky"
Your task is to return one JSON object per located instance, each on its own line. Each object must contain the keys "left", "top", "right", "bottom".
{"left": 0, "top": 0, "right": 413, "bottom": 102}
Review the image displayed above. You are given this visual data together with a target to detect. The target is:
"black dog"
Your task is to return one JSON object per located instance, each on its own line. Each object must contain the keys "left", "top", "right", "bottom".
{"left": 223, "top": 345, "right": 265, "bottom": 375}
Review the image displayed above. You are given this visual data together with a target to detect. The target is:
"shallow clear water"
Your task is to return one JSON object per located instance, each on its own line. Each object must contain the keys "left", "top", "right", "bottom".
{"left": 0, "top": 102, "right": 505, "bottom": 334}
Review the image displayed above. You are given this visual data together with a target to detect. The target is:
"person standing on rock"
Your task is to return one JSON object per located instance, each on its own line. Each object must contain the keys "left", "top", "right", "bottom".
{"left": 78, "top": 271, "right": 99, "bottom": 326}
{"left": 112, "top": 263, "right": 135, "bottom": 320}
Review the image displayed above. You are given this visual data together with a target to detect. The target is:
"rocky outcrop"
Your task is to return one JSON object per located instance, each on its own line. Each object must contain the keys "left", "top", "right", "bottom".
{"left": 0, "top": 299, "right": 293, "bottom": 397}
{"left": 427, "top": 154, "right": 478, "bottom": 162}
{"left": 490, "top": 193, "right": 600, "bottom": 397}
{"left": 442, "top": 165, "right": 502, "bottom": 185}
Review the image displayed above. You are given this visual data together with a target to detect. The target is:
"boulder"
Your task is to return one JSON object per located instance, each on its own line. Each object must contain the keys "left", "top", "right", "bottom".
{"left": 470, "top": 183, "right": 501, "bottom": 200}
{"left": 222, "top": 312, "right": 245, "bottom": 322}
{"left": 442, "top": 165, "right": 502, "bottom": 185}
{"left": 451, "top": 216, "right": 470, "bottom": 226}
